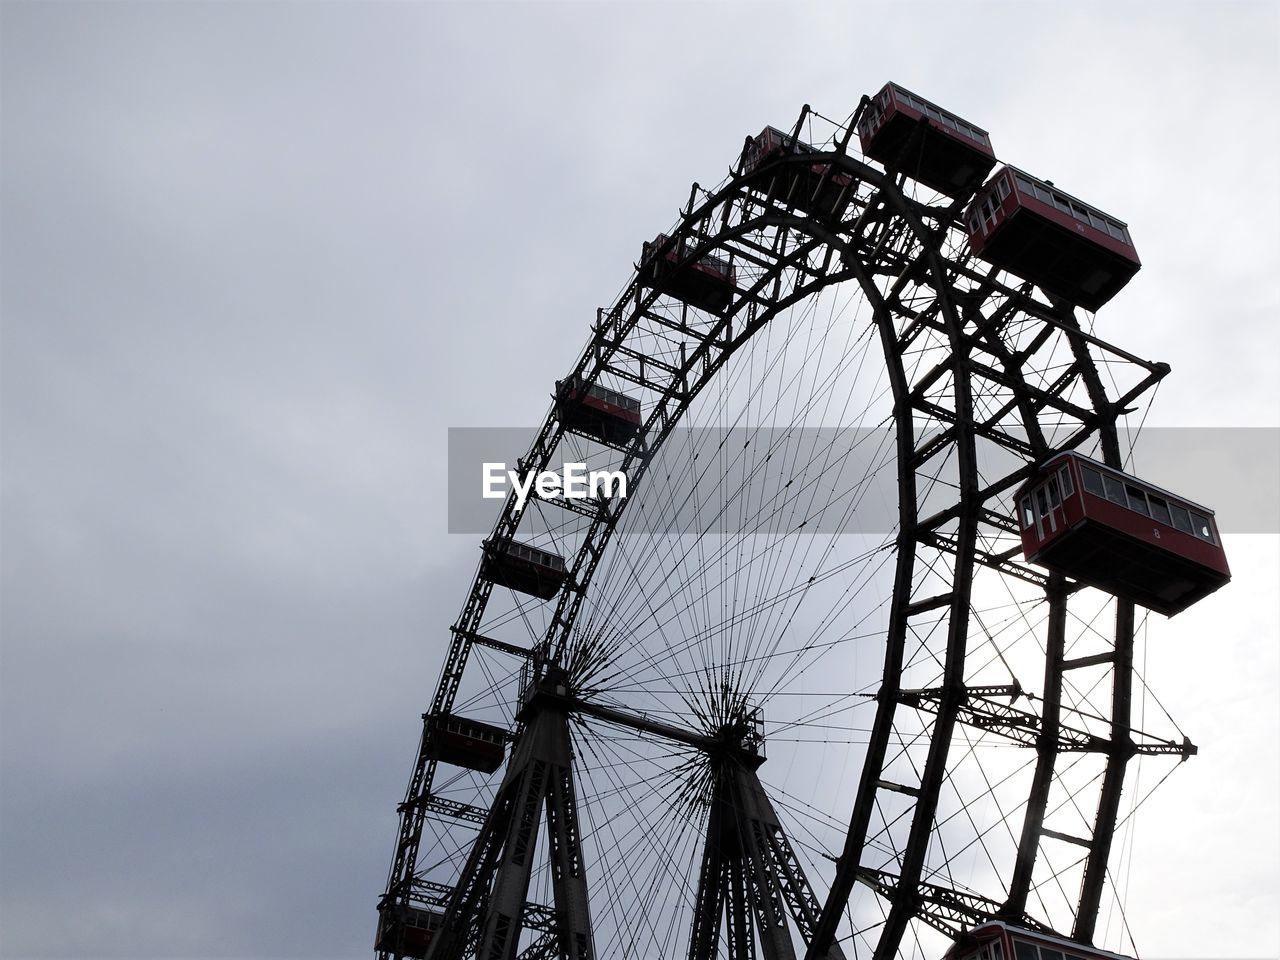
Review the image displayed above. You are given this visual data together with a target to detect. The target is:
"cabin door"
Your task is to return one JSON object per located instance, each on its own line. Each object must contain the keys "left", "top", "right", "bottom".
{"left": 1034, "top": 478, "right": 1067, "bottom": 540}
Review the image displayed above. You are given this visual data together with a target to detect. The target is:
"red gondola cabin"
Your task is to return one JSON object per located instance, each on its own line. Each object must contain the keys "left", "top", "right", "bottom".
{"left": 482, "top": 538, "right": 568, "bottom": 600}
{"left": 966, "top": 166, "right": 1141, "bottom": 311}
{"left": 858, "top": 82, "right": 996, "bottom": 198}
{"left": 424, "top": 713, "right": 507, "bottom": 773}
{"left": 641, "top": 233, "right": 737, "bottom": 314}
{"left": 1016, "top": 452, "right": 1230, "bottom": 616}
{"left": 557, "top": 375, "right": 643, "bottom": 444}
{"left": 943, "top": 921, "right": 1135, "bottom": 960}
{"left": 741, "top": 126, "right": 853, "bottom": 218}
{"left": 375, "top": 903, "right": 444, "bottom": 959}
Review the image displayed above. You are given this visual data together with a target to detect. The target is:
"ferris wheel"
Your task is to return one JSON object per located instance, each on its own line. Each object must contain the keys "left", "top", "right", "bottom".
{"left": 375, "top": 83, "right": 1227, "bottom": 960}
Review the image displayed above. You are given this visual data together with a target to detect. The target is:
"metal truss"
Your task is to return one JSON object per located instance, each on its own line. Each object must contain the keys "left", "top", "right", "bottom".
{"left": 856, "top": 868, "right": 1055, "bottom": 939}
{"left": 896, "top": 684, "right": 1196, "bottom": 758}
{"left": 423, "top": 685, "right": 594, "bottom": 960}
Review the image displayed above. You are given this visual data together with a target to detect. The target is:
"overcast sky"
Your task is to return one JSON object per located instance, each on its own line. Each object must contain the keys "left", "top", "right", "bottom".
{"left": 2, "top": 2, "right": 1278, "bottom": 959}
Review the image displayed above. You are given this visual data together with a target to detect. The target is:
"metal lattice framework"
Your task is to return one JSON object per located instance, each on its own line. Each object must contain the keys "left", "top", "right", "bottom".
{"left": 377, "top": 100, "right": 1194, "bottom": 960}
